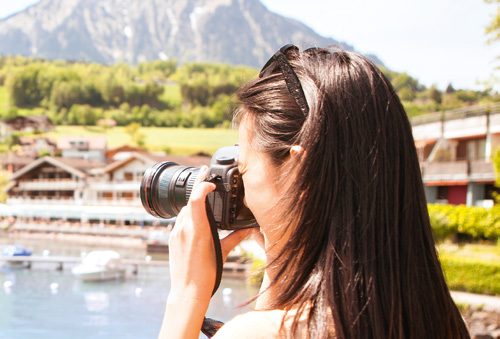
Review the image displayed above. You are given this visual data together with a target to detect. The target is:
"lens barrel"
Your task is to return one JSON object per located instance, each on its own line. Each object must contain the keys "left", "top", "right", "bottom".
{"left": 140, "top": 162, "right": 199, "bottom": 219}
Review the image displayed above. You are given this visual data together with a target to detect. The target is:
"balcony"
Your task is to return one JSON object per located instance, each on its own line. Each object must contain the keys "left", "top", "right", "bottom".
{"left": 469, "top": 160, "right": 495, "bottom": 182}
{"left": 411, "top": 103, "right": 500, "bottom": 141}
{"left": 18, "top": 179, "right": 85, "bottom": 190}
{"left": 7, "top": 197, "right": 79, "bottom": 206}
{"left": 421, "top": 159, "right": 495, "bottom": 184}
{"left": 88, "top": 180, "right": 141, "bottom": 191}
{"left": 6, "top": 197, "right": 141, "bottom": 207}
{"left": 422, "top": 160, "right": 468, "bottom": 183}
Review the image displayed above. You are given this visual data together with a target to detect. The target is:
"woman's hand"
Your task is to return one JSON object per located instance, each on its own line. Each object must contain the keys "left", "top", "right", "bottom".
{"left": 167, "top": 165, "right": 217, "bottom": 301}
{"left": 160, "top": 165, "right": 256, "bottom": 339}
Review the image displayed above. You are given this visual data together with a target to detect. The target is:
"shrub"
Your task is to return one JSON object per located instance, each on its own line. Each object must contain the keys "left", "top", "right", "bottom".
{"left": 428, "top": 204, "right": 500, "bottom": 242}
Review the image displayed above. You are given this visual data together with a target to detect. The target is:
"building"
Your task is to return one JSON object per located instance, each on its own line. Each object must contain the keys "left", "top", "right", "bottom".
{"left": 0, "top": 152, "right": 35, "bottom": 174}
{"left": 4, "top": 152, "right": 211, "bottom": 225}
{"left": 17, "top": 136, "right": 58, "bottom": 157}
{"left": 58, "top": 136, "right": 107, "bottom": 163}
{"left": 6, "top": 115, "right": 54, "bottom": 133}
{"left": 412, "top": 103, "right": 500, "bottom": 207}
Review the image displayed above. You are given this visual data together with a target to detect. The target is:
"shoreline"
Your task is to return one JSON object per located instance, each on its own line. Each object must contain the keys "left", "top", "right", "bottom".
{"left": 1, "top": 224, "right": 152, "bottom": 249}
{"left": 5, "top": 230, "right": 146, "bottom": 248}
{"left": 1, "top": 232, "right": 499, "bottom": 337}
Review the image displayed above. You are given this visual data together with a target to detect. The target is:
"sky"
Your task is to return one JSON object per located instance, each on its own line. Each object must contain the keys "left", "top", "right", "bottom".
{"left": 0, "top": 0, "right": 498, "bottom": 91}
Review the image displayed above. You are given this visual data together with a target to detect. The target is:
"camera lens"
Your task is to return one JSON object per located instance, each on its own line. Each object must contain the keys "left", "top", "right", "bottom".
{"left": 140, "top": 162, "right": 199, "bottom": 219}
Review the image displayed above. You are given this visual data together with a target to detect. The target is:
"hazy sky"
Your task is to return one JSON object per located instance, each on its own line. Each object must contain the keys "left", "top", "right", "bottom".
{"left": 1, "top": 0, "right": 498, "bottom": 91}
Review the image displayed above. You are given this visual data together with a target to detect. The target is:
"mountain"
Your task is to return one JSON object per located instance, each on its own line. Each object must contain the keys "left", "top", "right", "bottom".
{"left": 0, "top": 0, "right": 381, "bottom": 67}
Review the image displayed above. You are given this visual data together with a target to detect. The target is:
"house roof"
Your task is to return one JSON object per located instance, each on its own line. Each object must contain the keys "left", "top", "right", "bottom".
{"left": 161, "top": 154, "right": 211, "bottom": 167}
{"left": 58, "top": 136, "right": 107, "bottom": 150}
{"left": 9, "top": 156, "right": 106, "bottom": 181}
{"left": 106, "top": 145, "right": 148, "bottom": 158}
{"left": 93, "top": 152, "right": 211, "bottom": 175}
{"left": 18, "top": 136, "right": 57, "bottom": 147}
{"left": 25, "top": 115, "right": 53, "bottom": 125}
{"left": 98, "top": 152, "right": 156, "bottom": 174}
{"left": 0, "top": 153, "right": 36, "bottom": 166}
{"left": 7, "top": 115, "right": 53, "bottom": 125}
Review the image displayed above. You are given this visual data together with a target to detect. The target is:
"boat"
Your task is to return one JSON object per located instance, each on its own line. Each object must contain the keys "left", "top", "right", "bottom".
{"left": 71, "top": 250, "right": 126, "bottom": 282}
{"left": 1, "top": 244, "right": 32, "bottom": 268}
{"left": 146, "top": 230, "right": 170, "bottom": 254}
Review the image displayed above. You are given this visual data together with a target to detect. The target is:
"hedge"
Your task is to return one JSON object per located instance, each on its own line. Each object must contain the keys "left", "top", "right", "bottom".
{"left": 439, "top": 254, "right": 500, "bottom": 295}
{"left": 428, "top": 204, "right": 500, "bottom": 242}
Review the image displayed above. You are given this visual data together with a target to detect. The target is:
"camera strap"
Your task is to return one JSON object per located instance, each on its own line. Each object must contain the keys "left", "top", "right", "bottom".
{"left": 201, "top": 195, "right": 225, "bottom": 337}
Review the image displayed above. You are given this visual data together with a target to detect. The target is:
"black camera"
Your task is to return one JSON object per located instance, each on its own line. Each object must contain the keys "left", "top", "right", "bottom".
{"left": 140, "top": 145, "right": 256, "bottom": 230}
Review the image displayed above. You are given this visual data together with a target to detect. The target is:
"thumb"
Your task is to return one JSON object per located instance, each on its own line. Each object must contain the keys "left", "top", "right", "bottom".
{"left": 220, "top": 228, "right": 258, "bottom": 261}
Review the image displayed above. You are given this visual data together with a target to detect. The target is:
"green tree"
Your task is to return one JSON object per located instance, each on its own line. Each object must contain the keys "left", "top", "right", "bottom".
{"left": 492, "top": 146, "right": 500, "bottom": 204}
{"left": 485, "top": 0, "right": 500, "bottom": 43}
{"left": 484, "top": 0, "right": 500, "bottom": 88}
{"left": 124, "top": 122, "right": 145, "bottom": 146}
{"left": 493, "top": 146, "right": 500, "bottom": 187}
{"left": 429, "top": 86, "right": 443, "bottom": 104}
{"left": 6, "top": 65, "right": 43, "bottom": 106}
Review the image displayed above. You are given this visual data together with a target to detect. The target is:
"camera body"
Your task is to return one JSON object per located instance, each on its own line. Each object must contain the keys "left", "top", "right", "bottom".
{"left": 140, "top": 145, "right": 256, "bottom": 230}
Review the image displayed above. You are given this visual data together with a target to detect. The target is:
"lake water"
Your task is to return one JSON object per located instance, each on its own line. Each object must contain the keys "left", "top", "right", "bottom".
{"left": 0, "top": 237, "right": 259, "bottom": 339}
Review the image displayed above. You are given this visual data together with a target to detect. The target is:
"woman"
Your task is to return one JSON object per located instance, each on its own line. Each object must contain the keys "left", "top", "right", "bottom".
{"left": 159, "top": 45, "right": 470, "bottom": 338}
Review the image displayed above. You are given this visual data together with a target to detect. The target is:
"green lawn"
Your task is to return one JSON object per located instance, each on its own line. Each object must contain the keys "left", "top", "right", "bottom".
{"left": 46, "top": 125, "right": 239, "bottom": 155}
{"left": 438, "top": 244, "right": 500, "bottom": 295}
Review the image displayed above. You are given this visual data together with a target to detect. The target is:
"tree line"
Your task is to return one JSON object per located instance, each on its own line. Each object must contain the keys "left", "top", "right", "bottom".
{"left": 0, "top": 55, "right": 496, "bottom": 129}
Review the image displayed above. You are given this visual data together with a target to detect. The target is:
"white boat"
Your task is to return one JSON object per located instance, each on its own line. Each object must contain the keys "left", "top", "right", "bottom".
{"left": 72, "top": 250, "right": 126, "bottom": 282}
{"left": 1, "top": 244, "right": 32, "bottom": 268}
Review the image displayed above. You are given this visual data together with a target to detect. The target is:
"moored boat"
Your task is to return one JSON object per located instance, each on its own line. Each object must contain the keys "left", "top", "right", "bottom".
{"left": 71, "top": 250, "right": 126, "bottom": 282}
{"left": 1, "top": 244, "right": 32, "bottom": 268}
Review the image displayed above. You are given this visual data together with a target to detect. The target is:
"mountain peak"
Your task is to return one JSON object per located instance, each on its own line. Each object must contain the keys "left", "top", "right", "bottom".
{"left": 0, "top": 0, "right": 364, "bottom": 67}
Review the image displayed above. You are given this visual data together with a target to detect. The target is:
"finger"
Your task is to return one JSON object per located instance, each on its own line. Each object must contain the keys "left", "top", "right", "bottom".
{"left": 220, "top": 228, "right": 257, "bottom": 260}
{"left": 193, "top": 165, "right": 209, "bottom": 189}
{"left": 188, "top": 181, "right": 216, "bottom": 227}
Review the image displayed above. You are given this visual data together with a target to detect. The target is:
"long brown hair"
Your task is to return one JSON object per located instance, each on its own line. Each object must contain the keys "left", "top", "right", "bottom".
{"left": 235, "top": 47, "right": 469, "bottom": 338}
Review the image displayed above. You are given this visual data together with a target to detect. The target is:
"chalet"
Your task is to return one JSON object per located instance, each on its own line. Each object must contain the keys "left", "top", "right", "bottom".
{"left": 58, "top": 136, "right": 107, "bottom": 163}
{"left": 7, "top": 115, "right": 54, "bottom": 133}
{"left": 17, "top": 136, "right": 58, "bottom": 157}
{"left": 412, "top": 103, "right": 500, "bottom": 207}
{"left": 0, "top": 152, "right": 35, "bottom": 174}
{"left": 4, "top": 152, "right": 211, "bottom": 225}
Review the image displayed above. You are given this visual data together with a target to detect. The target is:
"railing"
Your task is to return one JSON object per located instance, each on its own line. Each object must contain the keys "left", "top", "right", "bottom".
{"left": 469, "top": 160, "right": 496, "bottom": 181}
{"left": 6, "top": 197, "right": 141, "bottom": 207}
{"left": 7, "top": 197, "right": 79, "bottom": 206}
{"left": 420, "top": 159, "right": 495, "bottom": 183}
{"left": 411, "top": 103, "right": 500, "bottom": 126}
{"left": 19, "top": 180, "right": 85, "bottom": 190}
{"left": 88, "top": 181, "right": 141, "bottom": 191}
{"left": 12, "top": 222, "right": 149, "bottom": 238}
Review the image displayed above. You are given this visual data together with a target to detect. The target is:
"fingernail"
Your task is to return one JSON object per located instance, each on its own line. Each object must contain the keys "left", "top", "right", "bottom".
{"left": 200, "top": 165, "right": 208, "bottom": 173}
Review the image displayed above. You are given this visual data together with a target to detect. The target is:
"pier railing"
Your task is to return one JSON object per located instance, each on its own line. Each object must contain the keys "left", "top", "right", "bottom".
{"left": 12, "top": 222, "right": 150, "bottom": 238}
{"left": 410, "top": 103, "right": 500, "bottom": 126}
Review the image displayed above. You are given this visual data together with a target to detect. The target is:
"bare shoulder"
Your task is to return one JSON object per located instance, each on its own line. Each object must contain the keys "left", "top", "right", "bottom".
{"left": 212, "top": 310, "right": 282, "bottom": 339}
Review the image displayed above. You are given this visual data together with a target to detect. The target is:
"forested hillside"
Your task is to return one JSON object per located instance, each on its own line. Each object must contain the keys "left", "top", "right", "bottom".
{"left": 0, "top": 55, "right": 496, "bottom": 130}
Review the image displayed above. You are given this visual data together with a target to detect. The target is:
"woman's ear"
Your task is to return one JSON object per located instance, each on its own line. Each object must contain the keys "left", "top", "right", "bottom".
{"left": 290, "top": 145, "right": 305, "bottom": 159}
{"left": 282, "top": 145, "right": 305, "bottom": 169}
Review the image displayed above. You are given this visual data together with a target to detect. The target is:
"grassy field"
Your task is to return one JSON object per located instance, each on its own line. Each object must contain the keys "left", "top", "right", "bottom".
{"left": 46, "top": 125, "right": 239, "bottom": 155}
{"left": 438, "top": 244, "right": 500, "bottom": 295}
{"left": 0, "top": 83, "right": 238, "bottom": 155}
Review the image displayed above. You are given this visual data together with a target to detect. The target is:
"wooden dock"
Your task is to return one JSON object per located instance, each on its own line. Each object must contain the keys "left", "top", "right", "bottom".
{"left": 0, "top": 256, "right": 249, "bottom": 275}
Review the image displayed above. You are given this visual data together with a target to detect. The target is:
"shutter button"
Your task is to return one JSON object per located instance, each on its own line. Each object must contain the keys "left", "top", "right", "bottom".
{"left": 216, "top": 156, "right": 234, "bottom": 165}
